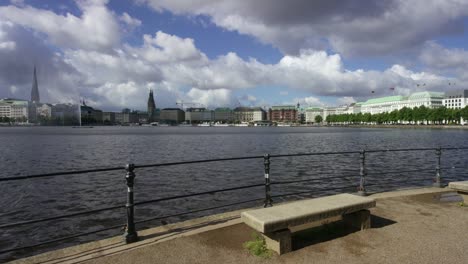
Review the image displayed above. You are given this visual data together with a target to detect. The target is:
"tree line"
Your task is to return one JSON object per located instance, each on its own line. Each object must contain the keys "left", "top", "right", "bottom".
{"left": 323, "top": 106, "right": 468, "bottom": 125}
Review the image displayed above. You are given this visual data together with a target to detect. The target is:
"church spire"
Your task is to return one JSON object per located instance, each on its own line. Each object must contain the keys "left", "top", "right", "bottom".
{"left": 31, "top": 65, "right": 40, "bottom": 103}
{"left": 147, "top": 89, "right": 156, "bottom": 123}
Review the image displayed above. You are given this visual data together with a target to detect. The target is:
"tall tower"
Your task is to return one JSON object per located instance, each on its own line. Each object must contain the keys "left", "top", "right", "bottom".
{"left": 31, "top": 66, "right": 40, "bottom": 103}
{"left": 147, "top": 89, "right": 156, "bottom": 123}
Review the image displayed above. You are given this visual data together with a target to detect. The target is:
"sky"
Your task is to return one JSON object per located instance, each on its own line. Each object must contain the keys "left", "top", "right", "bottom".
{"left": 1, "top": 0, "right": 468, "bottom": 111}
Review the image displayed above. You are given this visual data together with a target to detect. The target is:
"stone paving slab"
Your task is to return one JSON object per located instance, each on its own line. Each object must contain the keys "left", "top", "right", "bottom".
{"left": 241, "top": 194, "right": 376, "bottom": 233}
{"left": 448, "top": 180, "right": 468, "bottom": 192}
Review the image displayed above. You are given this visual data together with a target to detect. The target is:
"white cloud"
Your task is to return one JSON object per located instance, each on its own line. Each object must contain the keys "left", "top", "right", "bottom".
{"left": 0, "top": 2, "right": 464, "bottom": 111}
{"left": 9, "top": 85, "right": 17, "bottom": 94}
{"left": 420, "top": 42, "right": 468, "bottom": 70}
{"left": 187, "top": 88, "right": 235, "bottom": 108}
{"left": 139, "top": 0, "right": 468, "bottom": 56}
{"left": 9, "top": 0, "right": 24, "bottom": 6}
{"left": 119, "top": 12, "right": 142, "bottom": 27}
{"left": 0, "top": 0, "right": 120, "bottom": 51}
{"left": 337, "top": 96, "right": 356, "bottom": 106}
{"left": 302, "top": 96, "right": 325, "bottom": 107}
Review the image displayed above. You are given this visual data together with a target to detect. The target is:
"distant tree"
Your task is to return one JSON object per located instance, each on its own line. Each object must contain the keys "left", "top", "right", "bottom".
{"left": 315, "top": 115, "right": 323, "bottom": 123}
{"left": 461, "top": 106, "right": 468, "bottom": 121}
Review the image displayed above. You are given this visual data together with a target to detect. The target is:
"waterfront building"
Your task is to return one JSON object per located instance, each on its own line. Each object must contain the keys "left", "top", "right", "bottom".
{"left": 346, "top": 103, "right": 362, "bottom": 114}
{"left": 360, "top": 91, "right": 443, "bottom": 115}
{"left": 81, "top": 103, "right": 103, "bottom": 124}
{"left": 268, "top": 105, "right": 298, "bottom": 123}
{"left": 135, "top": 111, "right": 149, "bottom": 124}
{"left": 0, "top": 98, "right": 29, "bottom": 121}
{"left": 234, "top": 107, "right": 266, "bottom": 122}
{"left": 444, "top": 89, "right": 468, "bottom": 124}
{"left": 443, "top": 90, "right": 468, "bottom": 110}
{"left": 305, "top": 107, "right": 324, "bottom": 123}
{"left": 185, "top": 108, "right": 214, "bottom": 123}
{"left": 51, "top": 103, "right": 78, "bottom": 119}
{"left": 296, "top": 103, "right": 305, "bottom": 123}
{"left": 213, "top": 108, "right": 234, "bottom": 123}
{"left": 147, "top": 90, "right": 156, "bottom": 123}
{"left": 115, "top": 111, "right": 138, "bottom": 124}
{"left": 102, "top": 112, "right": 116, "bottom": 124}
{"left": 160, "top": 108, "right": 185, "bottom": 124}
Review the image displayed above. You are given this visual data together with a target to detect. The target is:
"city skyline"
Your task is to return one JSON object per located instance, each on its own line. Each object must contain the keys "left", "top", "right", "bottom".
{"left": 1, "top": 1, "right": 468, "bottom": 111}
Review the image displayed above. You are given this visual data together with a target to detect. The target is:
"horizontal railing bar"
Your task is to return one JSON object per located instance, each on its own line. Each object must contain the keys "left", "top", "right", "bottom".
{"left": 134, "top": 183, "right": 264, "bottom": 206}
{"left": 135, "top": 198, "right": 263, "bottom": 225}
{"left": 440, "top": 146, "right": 468, "bottom": 151}
{"left": 0, "top": 166, "right": 125, "bottom": 182}
{"left": 0, "top": 204, "right": 125, "bottom": 229}
{"left": 0, "top": 223, "right": 125, "bottom": 255}
{"left": 134, "top": 155, "right": 264, "bottom": 169}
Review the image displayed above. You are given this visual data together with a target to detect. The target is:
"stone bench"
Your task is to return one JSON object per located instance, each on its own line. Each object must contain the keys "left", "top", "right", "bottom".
{"left": 449, "top": 181, "right": 468, "bottom": 194}
{"left": 241, "top": 193, "right": 376, "bottom": 254}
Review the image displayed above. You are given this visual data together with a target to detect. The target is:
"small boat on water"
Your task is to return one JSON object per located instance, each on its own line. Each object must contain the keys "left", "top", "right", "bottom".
{"left": 213, "top": 123, "right": 229, "bottom": 127}
{"left": 198, "top": 122, "right": 211, "bottom": 127}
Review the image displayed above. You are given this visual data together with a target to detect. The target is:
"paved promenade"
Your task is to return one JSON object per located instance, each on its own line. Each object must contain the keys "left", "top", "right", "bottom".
{"left": 12, "top": 187, "right": 468, "bottom": 264}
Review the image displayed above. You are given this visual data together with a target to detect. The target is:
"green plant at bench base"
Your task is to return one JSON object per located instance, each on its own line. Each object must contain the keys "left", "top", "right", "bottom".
{"left": 243, "top": 233, "right": 273, "bottom": 258}
{"left": 458, "top": 202, "right": 466, "bottom": 207}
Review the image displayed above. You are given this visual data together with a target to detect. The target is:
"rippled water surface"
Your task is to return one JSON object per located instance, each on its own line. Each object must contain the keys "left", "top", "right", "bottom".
{"left": 1, "top": 126, "right": 467, "bottom": 261}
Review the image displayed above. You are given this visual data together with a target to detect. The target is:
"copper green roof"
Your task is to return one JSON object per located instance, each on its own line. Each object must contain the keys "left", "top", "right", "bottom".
{"left": 0, "top": 98, "right": 29, "bottom": 106}
{"left": 271, "top": 105, "right": 296, "bottom": 110}
{"left": 408, "top": 91, "right": 444, "bottom": 100}
{"left": 306, "top": 107, "right": 323, "bottom": 111}
{"left": 362, "top": 95, "right": 407, "bottom": 105}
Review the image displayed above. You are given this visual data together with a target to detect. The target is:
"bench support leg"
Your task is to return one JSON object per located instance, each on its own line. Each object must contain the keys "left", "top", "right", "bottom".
{"left": 343, "top": 209, "right": 371, "bottom": 230}
{"left": 263, "top": 229, "right": 292, "bottom": 255}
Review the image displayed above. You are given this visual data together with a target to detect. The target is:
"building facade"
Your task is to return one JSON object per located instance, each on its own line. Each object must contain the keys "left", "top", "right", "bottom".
{"left": 268, "top": 105, "right": 297, "bottom": 123}
{"left": 213, "top": 108, "right": 234, "bottom": 123}
{"left": 81, "top": 104, "right": 103, "bottom": 124}
{"left": 234, "top": 107, "right": 266, "bottom": 122}
{"left": 443, "top": 90, "right": 468, "bottom": 110}
{"left": 160, "top": 108, "right": 185, "bottom": 124}
{"left": 305, "top": 107, "right": 324, "bottom": 123}
{"left": 0, "top": 98, "right": 29, "bottom": 121}
{"left": 185, "top": 108, "right": 214, "bottom": 123}
{"left": 360, "top": 92, "right": 444, "bottom": 115}
{"left": 102, "top": 112, "right": 116, "bottom": 124}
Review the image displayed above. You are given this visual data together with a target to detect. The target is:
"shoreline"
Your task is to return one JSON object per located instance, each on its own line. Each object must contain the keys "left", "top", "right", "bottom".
{"left": 324, "top": 124, "right": 468, "bottom": 130}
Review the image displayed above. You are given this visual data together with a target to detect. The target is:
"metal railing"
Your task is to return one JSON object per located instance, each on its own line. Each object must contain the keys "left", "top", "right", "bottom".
{"left": 1, "top": 146, "right": 468, "bottom": 256}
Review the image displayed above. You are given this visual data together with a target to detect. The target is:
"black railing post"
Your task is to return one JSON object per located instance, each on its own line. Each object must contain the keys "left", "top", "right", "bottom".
{"left": 433, "top": 147, "right": 443, "bottom": 188}
{"left": 357, "top": 150, "right": 367, "bottom": 196}
{"left": 263, "top": 154, "right": 273, "bottom": 207}
{"left": 124, "top": 163, "right": 139, "bottom": 243}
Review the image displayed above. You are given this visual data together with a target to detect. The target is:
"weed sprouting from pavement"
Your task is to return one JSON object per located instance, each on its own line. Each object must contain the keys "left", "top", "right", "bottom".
{"left": 243, "top": 233, "right": 273, "bottom": 258}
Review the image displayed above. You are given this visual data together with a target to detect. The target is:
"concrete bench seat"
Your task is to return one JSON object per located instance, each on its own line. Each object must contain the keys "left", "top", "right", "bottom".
{"left": 448, "top": 181, "right": 468, "bottom": 193}
{"left": 241, "top": 193, "right": 376, "bottom": 254}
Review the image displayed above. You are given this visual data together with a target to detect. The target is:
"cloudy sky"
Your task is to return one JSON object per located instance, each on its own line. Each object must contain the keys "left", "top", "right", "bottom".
{"left": 0, "top": 0, "right": 468, "bottom": 111}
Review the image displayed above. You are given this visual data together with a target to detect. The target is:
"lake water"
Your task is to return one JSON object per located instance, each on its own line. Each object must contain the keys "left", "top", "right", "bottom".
{"left": 1, "top": 126, "right": 467, "bottom": 261}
